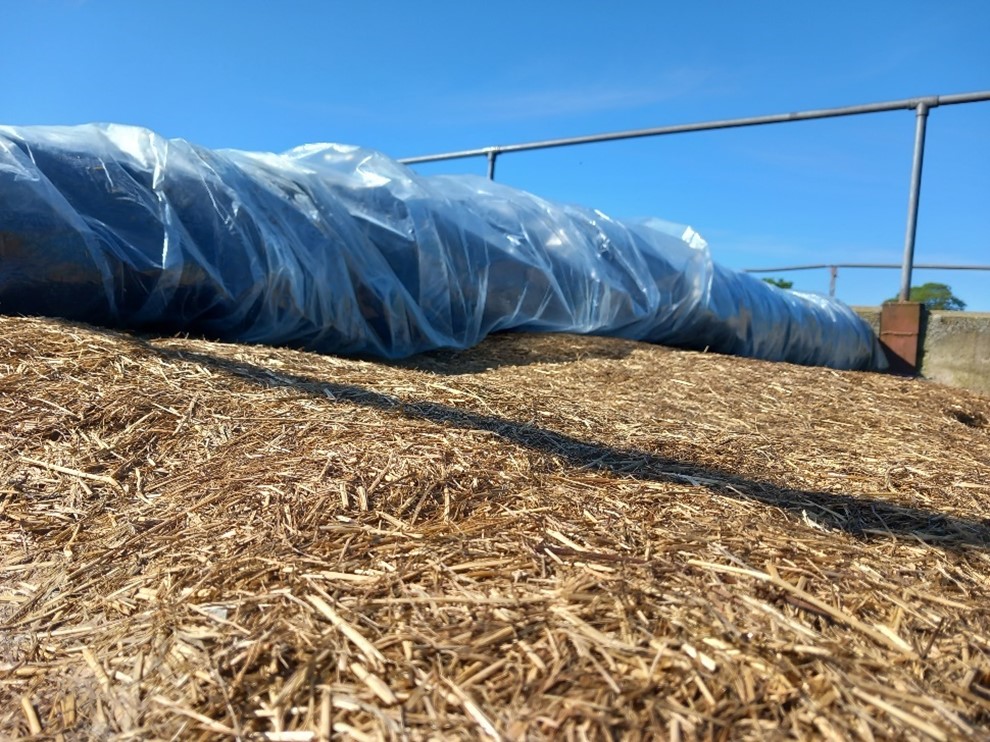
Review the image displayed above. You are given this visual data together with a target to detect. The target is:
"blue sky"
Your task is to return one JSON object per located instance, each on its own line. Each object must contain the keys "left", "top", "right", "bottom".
{"left": 5, "top": 0, "right": 989, "bottom": 309}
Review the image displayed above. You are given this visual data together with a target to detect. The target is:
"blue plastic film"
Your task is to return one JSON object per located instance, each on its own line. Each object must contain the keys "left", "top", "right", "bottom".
{"left": 0, "top": 124, "right": 885, "bottom": 370}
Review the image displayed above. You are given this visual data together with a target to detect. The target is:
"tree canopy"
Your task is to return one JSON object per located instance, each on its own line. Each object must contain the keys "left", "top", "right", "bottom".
{"left": 762, "top": 277, "right": 793, "bottom": 290}
{"left": 885, "top": 282, "right": 966, "bottom": 311}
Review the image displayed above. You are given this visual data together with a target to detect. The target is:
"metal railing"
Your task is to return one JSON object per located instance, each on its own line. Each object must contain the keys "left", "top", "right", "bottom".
{"left": 743, "top": 263, "right": 990, "bottom": 299}
{"left": 400, "top": 91, "right": 990, "bottom": 303}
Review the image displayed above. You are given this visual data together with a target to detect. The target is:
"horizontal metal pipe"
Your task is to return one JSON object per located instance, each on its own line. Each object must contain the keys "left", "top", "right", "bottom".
{"left": 744, "top": 263, "right": 990, "bottom": 273}
{"left": 399, "top": 90, "right": 990, "bottom": 165}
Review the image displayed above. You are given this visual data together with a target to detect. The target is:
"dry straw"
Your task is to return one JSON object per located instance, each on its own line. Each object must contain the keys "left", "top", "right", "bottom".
{"left": 1, "top": 315, "right": 989, "bottom": 740}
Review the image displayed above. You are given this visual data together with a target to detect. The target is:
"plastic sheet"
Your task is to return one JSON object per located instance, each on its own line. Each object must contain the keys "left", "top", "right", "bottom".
{"left": 0, "top": 124, "right": 886, "bottom": 370}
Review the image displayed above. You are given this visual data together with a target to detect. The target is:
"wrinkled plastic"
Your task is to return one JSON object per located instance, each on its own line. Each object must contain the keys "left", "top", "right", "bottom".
{"left": 0, "top": 124, "right": 886, "bottom": 370}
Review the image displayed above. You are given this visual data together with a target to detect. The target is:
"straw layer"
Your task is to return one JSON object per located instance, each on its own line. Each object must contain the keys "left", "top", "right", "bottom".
{"left": 1, "top": 316, "right": 988, "bottom": 740}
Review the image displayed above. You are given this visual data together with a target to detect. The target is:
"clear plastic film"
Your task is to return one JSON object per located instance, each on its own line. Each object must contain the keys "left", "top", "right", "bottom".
{"left": 0, "top": 124, "right": 886, "bottom": 370}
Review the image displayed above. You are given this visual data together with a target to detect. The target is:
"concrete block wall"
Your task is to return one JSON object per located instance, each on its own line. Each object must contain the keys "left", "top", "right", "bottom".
{"left": 855, "top": 307, "right": 990, "bottom": 394}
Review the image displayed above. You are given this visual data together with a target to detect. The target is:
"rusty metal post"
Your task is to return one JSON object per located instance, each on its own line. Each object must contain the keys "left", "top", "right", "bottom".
{"left": 828, "top": 265, "right": 837, "bottom": 297}
{"left": 880, "top": 301, "right": 924, "bottom": 374}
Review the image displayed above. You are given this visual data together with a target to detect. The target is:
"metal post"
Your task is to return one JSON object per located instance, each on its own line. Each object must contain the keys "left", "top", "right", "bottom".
{"left": 899, "top": 101, "right": 932, "bottom": 301}
{"left": 828, "top": 265, "right": 837, "bottom": 297}
{"left": 486, "top": 150, "right": 497, "bottom": 180}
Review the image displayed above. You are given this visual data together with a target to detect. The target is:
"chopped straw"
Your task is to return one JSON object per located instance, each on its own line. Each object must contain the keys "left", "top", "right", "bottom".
{"left": 2, "top": 315, "right": 989, "bottom": 739}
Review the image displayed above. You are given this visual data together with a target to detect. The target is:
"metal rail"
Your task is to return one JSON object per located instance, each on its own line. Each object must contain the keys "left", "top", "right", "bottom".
{"left": 400, "top": 91, "right": 990, "bottom": 304}
{"left": 744, "top": 262, "right": 990, "bottom": 298}
{"left": 745, "top": 263, "right": 990, "bottom": 272}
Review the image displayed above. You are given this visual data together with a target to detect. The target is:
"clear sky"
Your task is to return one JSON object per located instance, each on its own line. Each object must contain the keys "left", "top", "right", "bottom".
{"left": 5, "top": 0, "right": 989, "bottom": 309}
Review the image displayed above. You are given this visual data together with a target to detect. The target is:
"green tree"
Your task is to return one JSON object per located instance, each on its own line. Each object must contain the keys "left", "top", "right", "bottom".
{"left": 762, "top": 277, "right": 793, "bottom": 290}
{"left": 885, "top": 282, "right": 966, "bottom": 311}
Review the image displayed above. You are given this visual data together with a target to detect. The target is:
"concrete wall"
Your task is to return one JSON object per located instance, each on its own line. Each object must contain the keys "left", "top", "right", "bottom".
{"left": 855, "top": 307, "right": 990, "bottom": 394}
